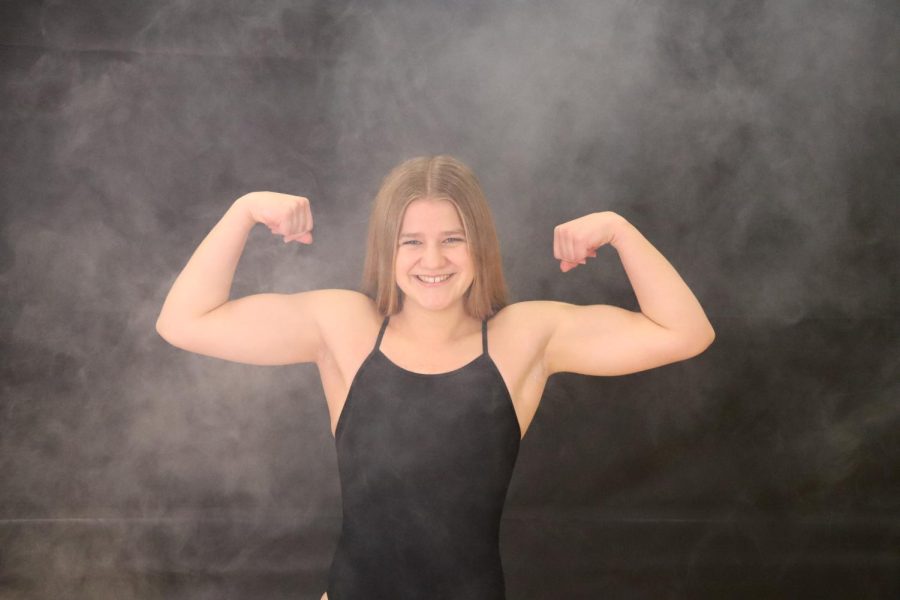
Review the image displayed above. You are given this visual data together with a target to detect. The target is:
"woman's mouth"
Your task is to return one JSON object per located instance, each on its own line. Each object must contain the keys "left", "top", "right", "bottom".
{"left": 415, "top": 273, "right": 454, "bottom": 286}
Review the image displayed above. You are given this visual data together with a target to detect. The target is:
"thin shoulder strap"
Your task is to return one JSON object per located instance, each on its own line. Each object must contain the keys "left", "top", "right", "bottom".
{"left": 482, "top": 318, "right": 489, "bottom": 355}
{"left": 375, "top": 315, "right": 390, "bottom": 351}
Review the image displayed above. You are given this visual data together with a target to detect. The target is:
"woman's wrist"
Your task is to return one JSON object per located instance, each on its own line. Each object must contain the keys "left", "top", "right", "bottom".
{"left": 605, "top": 212, "right": 631, "bottom": 250}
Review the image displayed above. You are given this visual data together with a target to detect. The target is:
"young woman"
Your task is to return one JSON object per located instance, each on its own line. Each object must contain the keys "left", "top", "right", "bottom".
{"left": 156, "top": 155, "right": 715, "bottom": 600}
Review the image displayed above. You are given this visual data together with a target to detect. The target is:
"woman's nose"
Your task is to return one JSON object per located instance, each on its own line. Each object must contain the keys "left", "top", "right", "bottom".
{"left": 421, "top": 242, "right": 446, "bottom": 267}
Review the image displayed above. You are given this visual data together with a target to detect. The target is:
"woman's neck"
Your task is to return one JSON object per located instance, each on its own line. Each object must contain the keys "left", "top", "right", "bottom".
{"left": 391, "top": 304, "right": 478, "bottom": 345}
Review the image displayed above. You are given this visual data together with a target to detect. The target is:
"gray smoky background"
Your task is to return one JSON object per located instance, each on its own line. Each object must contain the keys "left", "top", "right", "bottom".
{"left": 1, "top": 1, "right": 898, "bottom": 599}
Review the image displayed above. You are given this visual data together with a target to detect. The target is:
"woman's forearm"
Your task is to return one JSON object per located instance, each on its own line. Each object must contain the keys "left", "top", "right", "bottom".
{"left": 156, "top": 194, "right": 258, "bottom": 332}
{"left": 611, "top": 216, "right": 715, "bottom": 343}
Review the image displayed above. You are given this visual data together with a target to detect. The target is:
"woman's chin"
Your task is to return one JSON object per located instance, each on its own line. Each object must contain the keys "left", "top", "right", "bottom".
{"left": 404, "top": 294, "right": 462, "bottom": 312}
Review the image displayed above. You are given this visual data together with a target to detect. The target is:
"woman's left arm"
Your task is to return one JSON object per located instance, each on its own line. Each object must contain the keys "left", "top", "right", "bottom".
{"left": 542, "top": 211, "right": 715, "bottom": 376}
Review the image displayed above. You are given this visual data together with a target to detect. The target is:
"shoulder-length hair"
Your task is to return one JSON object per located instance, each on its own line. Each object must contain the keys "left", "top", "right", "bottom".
{"left": 360, "top": 155, "right": 508, "bottom": 320}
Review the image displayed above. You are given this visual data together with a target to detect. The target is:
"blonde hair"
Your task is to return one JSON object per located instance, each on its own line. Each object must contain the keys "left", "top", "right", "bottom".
{"left": 361, "top": 155, "right": 508, "bottom": 319}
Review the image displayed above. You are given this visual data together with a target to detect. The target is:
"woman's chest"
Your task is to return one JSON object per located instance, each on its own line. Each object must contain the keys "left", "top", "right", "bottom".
{"left": 318, "top": 318, "right": 548, "bottom": 440}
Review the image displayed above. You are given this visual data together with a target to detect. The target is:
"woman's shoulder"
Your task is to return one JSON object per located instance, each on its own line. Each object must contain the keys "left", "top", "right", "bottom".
{"left": 490, "top": 300, "right": 570, "bottom": 342}
{"left": 298, "top": 287, "right": 373, "bottom": 306}
{"left": 486, "top": 301, "right": 573, "bottom": 381}
{"left": 493, "top": 299, "right": 569, "bottom": 323}
{"left": 299, "top": 289, "right": 382, "bottom": 358}
{"left": 298, "top": 288, "right": 379, "bottom": 324}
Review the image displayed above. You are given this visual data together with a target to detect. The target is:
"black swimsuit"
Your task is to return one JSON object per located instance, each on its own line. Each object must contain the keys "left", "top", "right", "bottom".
{"left": 326, "top": 315, "right": 521, "bottom": 599}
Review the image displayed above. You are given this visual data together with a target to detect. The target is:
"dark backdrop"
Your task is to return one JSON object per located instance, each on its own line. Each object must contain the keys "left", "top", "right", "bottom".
{"left": 1, "top": 1, "right": 898, "bottom": 599}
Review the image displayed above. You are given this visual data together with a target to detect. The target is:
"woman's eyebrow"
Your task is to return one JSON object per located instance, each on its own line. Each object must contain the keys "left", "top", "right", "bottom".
{"left": 399, "top": 229, "right": 465, "bottom": 238}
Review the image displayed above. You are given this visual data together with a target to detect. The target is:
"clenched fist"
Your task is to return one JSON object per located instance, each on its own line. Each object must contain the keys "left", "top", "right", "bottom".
{"left": 553, "top": 211, "right": 623, "bottom": 272}
{"left": 242, "top": 191, "right": 314, "bottom": 244}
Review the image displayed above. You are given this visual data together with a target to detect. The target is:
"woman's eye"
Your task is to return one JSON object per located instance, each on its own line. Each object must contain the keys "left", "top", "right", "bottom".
{"left": 400, "top": 238, "right": 464, "bottom": 246}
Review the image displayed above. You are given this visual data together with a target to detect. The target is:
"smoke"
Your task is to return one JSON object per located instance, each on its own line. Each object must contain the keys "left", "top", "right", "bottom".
{"left": 1, "top": 0, "right": 897, "bottom": 597}
{"left": 327, "top": 0, "right": 899, "bottom": 321}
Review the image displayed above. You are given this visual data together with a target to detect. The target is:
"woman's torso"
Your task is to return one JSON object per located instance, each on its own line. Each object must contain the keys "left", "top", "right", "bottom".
{"left": 315, "top": 293, "right": 550, "bottom": 443}
{"left": 327, "top": 312, "right": 521, "bottom": 598}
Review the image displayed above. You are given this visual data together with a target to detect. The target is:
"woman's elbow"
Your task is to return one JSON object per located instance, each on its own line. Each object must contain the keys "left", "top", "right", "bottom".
{"left": 683, "top": 326, "right": 715, "bottom": 357}
{"left": 694, "top": 327, "right": 716, "bottom": 354}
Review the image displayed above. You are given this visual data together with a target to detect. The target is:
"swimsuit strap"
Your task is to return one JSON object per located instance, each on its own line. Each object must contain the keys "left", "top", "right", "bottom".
{"left": 375, "top": 315, "right": 390, "bottom": 351}
{"left": 377, "top": 315, "right": 487, "bottom": 354}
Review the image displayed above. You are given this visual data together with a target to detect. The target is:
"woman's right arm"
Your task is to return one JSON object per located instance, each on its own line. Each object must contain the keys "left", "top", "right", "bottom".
{"left": 155, "top": 192, "right": 327, "bottom": 366}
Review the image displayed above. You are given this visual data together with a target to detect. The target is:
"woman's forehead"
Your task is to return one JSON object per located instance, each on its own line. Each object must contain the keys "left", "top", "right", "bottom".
{"left": 400, "top": 198, "right": 463, "bottom": 230}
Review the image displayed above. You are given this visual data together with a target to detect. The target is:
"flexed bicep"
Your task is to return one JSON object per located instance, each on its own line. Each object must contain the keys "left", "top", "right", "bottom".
{"left": 543, "top": 302, "right": 700, "bottom": 377}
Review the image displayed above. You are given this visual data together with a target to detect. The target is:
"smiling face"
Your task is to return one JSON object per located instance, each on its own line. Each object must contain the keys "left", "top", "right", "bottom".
{"left": 361, "top": 155, "right": 509, "bottom": 319}
{"left": 394, "top": 197, "right": 475, "bottom": 312}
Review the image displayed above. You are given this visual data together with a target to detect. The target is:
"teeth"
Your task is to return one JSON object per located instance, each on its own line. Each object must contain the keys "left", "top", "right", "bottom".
{"left": 417, "top": 274, "right": 452, "bottom": 283}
